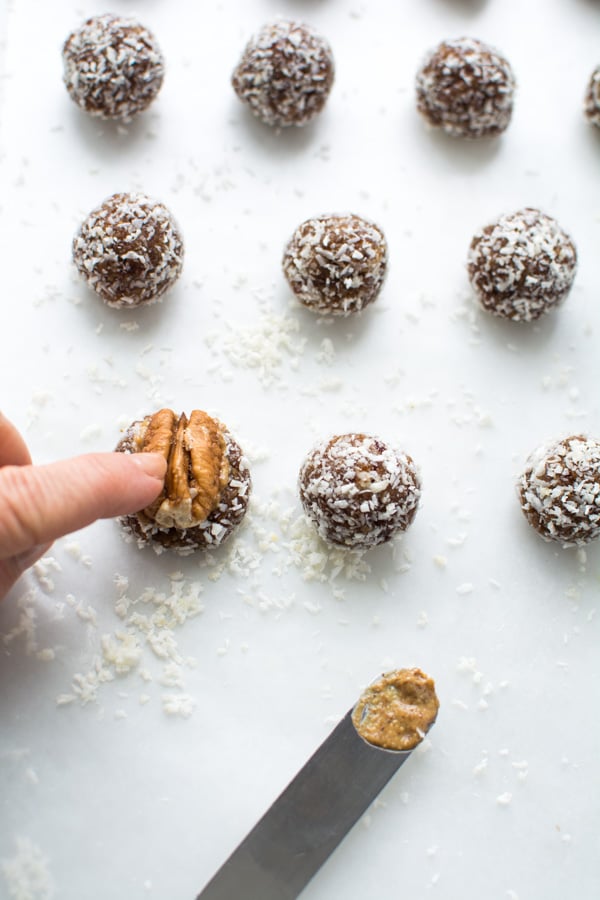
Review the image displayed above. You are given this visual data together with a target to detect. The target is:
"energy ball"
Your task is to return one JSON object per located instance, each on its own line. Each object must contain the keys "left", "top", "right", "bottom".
{"left": 299, "top": 433, "right": 421, "bottom": 549}
{"left": 282, "top": 214, "right": 388, "bottom": 316}
{"left": 517, "top": 435, "right": 600, "bottom": 546}
{"left": 116, "top": 408, "right": 252, "bottom": 554}
{"left": 62, "top": 14, "right": 164, "bottom": 121}
{"left": 584, "top": 65, "right": 600, "bottom": 126}
{"left": 231, "top": 20, "right": 334, "bottom": 127}
{"left": 73, "top": 192, "right": 184, "bottom": 309}
{"left": 416, "top": 37, "right": 515, "bottom": 139}
{"left": 468, "top": 208, "right": 577, "bottom": 322}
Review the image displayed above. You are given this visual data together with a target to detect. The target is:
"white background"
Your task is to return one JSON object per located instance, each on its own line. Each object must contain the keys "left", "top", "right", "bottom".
{"left": 1, "top": 1, "right": 599, "bottom": 898}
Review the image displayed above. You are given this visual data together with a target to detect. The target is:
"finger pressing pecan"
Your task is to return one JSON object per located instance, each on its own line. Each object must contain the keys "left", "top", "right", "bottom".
{"left": 116, "top": 408, "right": 251, "bottom": 553}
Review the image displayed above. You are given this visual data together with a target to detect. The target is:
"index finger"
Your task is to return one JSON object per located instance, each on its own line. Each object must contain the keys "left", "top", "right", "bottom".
{"left": 0, "top": 451, "right": 166, "bottom": 558}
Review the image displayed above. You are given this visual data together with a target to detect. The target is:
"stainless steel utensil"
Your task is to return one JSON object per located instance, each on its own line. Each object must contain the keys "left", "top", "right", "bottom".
{"left": 196, "top": 705, "right": 432, "bottom": 899}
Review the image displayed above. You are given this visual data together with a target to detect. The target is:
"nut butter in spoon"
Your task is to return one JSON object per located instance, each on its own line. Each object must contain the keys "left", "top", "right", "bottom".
{"left": 352, "top": 667, "right": 440, "bottom": 751}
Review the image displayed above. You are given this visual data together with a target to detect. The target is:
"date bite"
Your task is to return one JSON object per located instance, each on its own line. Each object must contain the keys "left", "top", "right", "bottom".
{"left": 232, "top": 20, "right": 334, "bottom": 127}
{"left": 62, "top": 14, "right": 165, "bottom": 121}
{"left": 299, "top": 433, "right": 421, "bottom": 549}
{"left": 73, "top": 192, "right": 184, "bottom": 309}
{"left": 116, "top": 409, "right": 251, "bottom": 554}
{"left": 282, "top": 214, "right": 388, "bottom": 316}
{"left": 416, "top": 37, "right": 515, "bottom": 139}
{"left": 517, "top": 435, "right": 600, "bottom": 546}
{"left": 468, "top": 208, "right": 577, "bottom": 322}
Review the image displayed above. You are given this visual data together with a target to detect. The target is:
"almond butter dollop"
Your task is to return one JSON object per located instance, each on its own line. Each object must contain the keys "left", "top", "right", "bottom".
{"left": 352, "top": 668, "right": 439, "bottom": 751}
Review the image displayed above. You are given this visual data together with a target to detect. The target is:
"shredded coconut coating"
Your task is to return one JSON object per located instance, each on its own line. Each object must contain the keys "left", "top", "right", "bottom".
{"left": 299, "top": 433, "right": 421, "bottom": 549}
{"left": 62, "top": 14, "right": 165, "bottom": 121}
{"left": 73, "top": 192, "right": 184, "bottom": 309}
{"left": 468, "top": 208, "right": 577, "bottom": 322}
{"left": 282, "top": 214, "right": 388, "bottom": 316}
{"left": 416, "top": 37, "right": 515, "bottom": 139}
{"left": 584, "top": 65, "right": 600, "bottom": 126}
{"left": 231, "top": 20, "right": 334, "bottom": 127}
{"left": 517, "top": 435, "right": 600, "bottom": 546}
{"left": 116, "top": 416, "right": 251, "bottom": 554}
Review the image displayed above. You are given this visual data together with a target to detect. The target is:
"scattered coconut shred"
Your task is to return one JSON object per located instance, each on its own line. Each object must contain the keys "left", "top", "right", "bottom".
{"left": 1, "top": 836, "right": 54, "bottom": 900}
{"left": 55, "top": 572, "right": 204, "bottom": 717}
{"left": 205, "top": 303, "right": 307, "bottom": 389}
{"left": 3, "top": 486, "right": 399, "bottom": 717}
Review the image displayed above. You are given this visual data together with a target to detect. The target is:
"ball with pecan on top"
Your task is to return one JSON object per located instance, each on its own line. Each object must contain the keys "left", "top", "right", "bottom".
{"left": 116, "top": 409, "right": 251, "bottom": 554}
{"left": 299, "top": 433, "right": 421, "bottom": 549}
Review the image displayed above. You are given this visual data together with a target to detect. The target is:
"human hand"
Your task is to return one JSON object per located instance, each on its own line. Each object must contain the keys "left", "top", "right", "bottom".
{"left": 0, "top": 413, "right": 166, "bottom": 599}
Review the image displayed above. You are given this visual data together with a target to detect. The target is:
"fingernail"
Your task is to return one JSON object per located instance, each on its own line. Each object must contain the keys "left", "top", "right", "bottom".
{"left": 129, "top": 452, "right": 167, "bottom": 481}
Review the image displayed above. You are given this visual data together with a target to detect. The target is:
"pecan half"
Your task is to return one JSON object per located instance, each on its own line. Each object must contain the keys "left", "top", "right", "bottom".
{"left": 137, "top": 409, "right": 229, "bottom": 529}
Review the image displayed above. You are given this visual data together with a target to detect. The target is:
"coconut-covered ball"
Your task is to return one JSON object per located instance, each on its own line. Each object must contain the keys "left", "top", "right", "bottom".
{"left": 467, "top": 208, "right": 577, "bottom": 322}
{"left": 299, "top": 433, "right": 421, "bottom": 549}
{"left": 62, "top": 14, "right": 164, "bottom": 121}
{"left": 116, "top": 408, "right": 252, "bottom": 554}
{"left": 517, "top": 435, "right": 600, "bottom": 546}
{"left": 282, "top": 214, "right": 388, "bottom": 316}
{"left": 231, "top": 20, "right": 334, "bottom": 127}
{"left": 416, "top": 37, "right": 515, "bottom": 139}
{"left": 73, "top": 192, "right": 184, "bottom": 308}
{"left": 584, "top": 65, "right": 600, "bottom": 126}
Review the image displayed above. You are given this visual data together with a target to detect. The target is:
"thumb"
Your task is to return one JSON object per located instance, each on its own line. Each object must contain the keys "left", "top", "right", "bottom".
{"left": 0, "top": 452, "right": 166, "bottom": 560}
